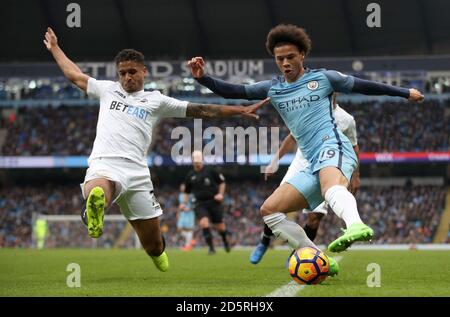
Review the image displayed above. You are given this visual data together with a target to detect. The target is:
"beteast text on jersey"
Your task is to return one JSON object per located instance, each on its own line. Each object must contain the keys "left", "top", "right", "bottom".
{"left": 109, "top": 101, "right": 151, "bottom": 120}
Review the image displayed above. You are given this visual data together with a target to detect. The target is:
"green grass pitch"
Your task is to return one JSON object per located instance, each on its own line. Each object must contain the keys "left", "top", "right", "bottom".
{"left": 1, "top": 248, "right": 449, "bottom": 296}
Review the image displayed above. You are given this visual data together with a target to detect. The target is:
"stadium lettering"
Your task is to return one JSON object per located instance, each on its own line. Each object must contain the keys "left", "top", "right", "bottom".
{"left": 148, "top": 61, "right": 173, "bottom": 77}
{"left": 176, "top": 301, "right": 210, "bottom": 314}
{"left": 180, "top": 59, "right": 264, "bottom": 78}
{"left": 205, "top": 60, "right": 264, "bottom": 77}
{"left": 79, "top": 60, "right": 265, "bottom": 79}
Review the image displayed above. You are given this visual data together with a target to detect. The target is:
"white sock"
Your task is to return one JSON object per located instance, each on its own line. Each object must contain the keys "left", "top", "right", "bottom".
{"left": 181, "top": 231, "right": 190, "bottom": 246}
{"left": 325, "top": 185, "right": 363, "bottom": 228}
{"left": 263, "top": 212, "right": 317, "bottom": 249}
{"left": 185, "top": 231, "right": 193, "bottom": 246}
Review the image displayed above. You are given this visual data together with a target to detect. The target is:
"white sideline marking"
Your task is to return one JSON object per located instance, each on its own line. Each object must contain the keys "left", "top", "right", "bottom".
{"left": 266, "top": 256, "right": 343, "bottom": 297}
{"left": 266, "top": 281, "right": 306, "bottom": 297}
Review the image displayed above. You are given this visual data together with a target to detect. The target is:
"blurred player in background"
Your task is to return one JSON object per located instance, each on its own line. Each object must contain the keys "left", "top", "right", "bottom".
{"left": 184, "top": 151, "right": 230, "bottom": 255}
{"left": 44, "top": 27, "right": 266, "bottom": 272}
{"left": 177, "top": 184, "right": 196, "bottom": 251}
{"left": 187, "top": 23, "right": 424, "bottom": 256}
{"left": 33, "top": 216, "right": 48, "bottom": 250}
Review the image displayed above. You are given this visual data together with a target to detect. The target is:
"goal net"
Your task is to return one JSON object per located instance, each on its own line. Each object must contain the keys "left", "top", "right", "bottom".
{"left": 31, "top": 213, "right": 141, "bottom": 249}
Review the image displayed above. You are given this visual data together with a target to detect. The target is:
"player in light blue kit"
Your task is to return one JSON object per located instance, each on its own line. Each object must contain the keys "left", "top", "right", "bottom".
{"left": 188, "top": 24, "right": 424, "bottom": 254}
{"left": 177, "top": 184, "right": 196, "bottom": 251}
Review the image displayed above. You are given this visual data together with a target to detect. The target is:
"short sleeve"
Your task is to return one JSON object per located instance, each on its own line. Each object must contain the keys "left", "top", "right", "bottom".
{"left": 87, "top": 78, "right": 115, "bottom": 99}
{"left": 212, "top": 169, "right": 225, "bottom": 184}
{"left": 157, "top": 93, "right": 188, "bottom": 118}
{"left": 323, "top": 70, "right": 355, "bottom": 93}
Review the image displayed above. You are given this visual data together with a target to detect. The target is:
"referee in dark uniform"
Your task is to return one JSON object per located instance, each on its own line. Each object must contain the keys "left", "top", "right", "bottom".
{"left": 184, "top": 151, "right": 230, "bottom": 254}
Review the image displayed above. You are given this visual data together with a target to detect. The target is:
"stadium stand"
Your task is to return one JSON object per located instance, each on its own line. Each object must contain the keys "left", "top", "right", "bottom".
{"left": 1, "top": 99, "right": 449, "bottom": 155}
{"left": 1, "top": 182, "right": 446, "bottom": 248}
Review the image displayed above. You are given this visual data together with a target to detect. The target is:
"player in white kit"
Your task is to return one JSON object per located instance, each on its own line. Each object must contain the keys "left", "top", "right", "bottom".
{"left": 250, "top": 93, "right": 360, "bottom": 264}
{"left": 44, "top": 27, "right": 267, "bottom": 272}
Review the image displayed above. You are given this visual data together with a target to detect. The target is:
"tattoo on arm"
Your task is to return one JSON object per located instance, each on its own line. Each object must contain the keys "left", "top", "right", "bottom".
{"left": 186, "top": 103, "right": 224, "bottom": 118}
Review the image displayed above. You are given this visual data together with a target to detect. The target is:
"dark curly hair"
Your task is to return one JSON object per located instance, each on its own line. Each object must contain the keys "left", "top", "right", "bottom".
{"left": 114, "top": 49, "right": 145, "bottom": 65}
{"left": 265, "top": 24, "right": 312, "bottom": 56}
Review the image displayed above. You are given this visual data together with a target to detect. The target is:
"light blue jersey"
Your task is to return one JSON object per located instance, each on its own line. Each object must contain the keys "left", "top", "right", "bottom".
{"left": 245, "top": 69, "right": 358, "bottom": 208}
{"left": 177, "top": 193, "right": 195, "bottom": 229}
{"left": 246, "top": 69, "right": 357, "bottom": 168}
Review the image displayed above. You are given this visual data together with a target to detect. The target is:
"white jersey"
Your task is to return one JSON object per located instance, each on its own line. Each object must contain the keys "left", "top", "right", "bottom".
{"left": 288, "top": 149, "right": 310, "bottom": 172}
{"left": 333, "top": 104, "right": 357, "bottom": 146}
{"left": 283, "top": 104, "right": 357, "bottom": 182}
{"left": 87, "top": 78, "right": 188, "bottom": 166}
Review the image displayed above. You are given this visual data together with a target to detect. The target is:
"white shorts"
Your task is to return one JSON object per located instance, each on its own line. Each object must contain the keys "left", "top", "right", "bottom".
{"left": 280, "top": 150, "right": 328, "bottom": 215}
{"left": 280, "top": 149, "right": 309, "bottom": 185}
{"left": 80, "top": 157, "right": 163, "bottom": 220}
{"left": 302, "top": 201, "right": 328, "bottom": 215}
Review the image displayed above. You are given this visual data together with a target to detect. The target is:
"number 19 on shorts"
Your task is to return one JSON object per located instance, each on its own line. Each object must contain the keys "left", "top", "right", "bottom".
{"left": 319, "top": 149, "right": 336, "bottom": 163}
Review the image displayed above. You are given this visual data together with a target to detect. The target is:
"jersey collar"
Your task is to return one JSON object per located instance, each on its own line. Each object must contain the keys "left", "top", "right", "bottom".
{"left": 118, "top": 83, "right": 145, "bottom": 97}
{"left": 128, "top": 88, "right": 145, "bottom": 97}
{"left": 283, "top": 67, "right": 310, "bottom": 85}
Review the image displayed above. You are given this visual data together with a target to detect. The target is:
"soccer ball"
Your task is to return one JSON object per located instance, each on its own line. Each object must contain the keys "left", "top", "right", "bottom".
{"left": 288, "top": 247, "right": 330, "bottom": 285}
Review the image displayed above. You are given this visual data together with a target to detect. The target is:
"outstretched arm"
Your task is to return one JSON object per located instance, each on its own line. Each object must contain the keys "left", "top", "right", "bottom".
{"left": 187, "top": 57, "right": 270, "bottom": 100}
{"left": 197, "top": 75, "right": 248, "bottom": 99}
{"left": 352, "top": 78, "right": 424, "bottom": 102}
{"left": 324, "top": 70, "right": 424, "bottom": 102}
{"left": 43, "top": 27, "right": 89, "bottom": 91}
{"left": 186, "top": 98, "right": 270, "bottom": 119}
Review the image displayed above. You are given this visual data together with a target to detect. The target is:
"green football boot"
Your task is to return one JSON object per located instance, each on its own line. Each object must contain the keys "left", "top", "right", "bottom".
{"left": 151, "top": 251, "right": 169, "bottom": 272}
{"left": 86, "top": 186, "right": 105, "bottom": 238}
{"left": 328, "top": 223, "right": 374, "bottom": 253}
{"left": 327, "top": 256, "right": 339, "bottom": 276}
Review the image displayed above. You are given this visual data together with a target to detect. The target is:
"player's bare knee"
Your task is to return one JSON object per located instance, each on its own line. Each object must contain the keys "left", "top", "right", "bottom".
{"left": 213, "top": 223, "right": 225, "bottom": 232}
{"left": 85, "top": 179, "right": 114, "bottom": 207}
{"left": 101, "top": 181, "right": 115, "bottom": 206}
{"left": 199, "top": 217, "right": 209, "bottom": 228}
{"left": 320, "top": 183, "right": 332, "bottom": 197}
{"left": 319, "top": 169, "right": 348, "bottom": 196}
{"left": 260, "top": 201, "right": 275, "bottom": 217}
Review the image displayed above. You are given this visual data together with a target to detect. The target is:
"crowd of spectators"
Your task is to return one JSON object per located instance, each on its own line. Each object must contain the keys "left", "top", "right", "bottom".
{"left": 313, "top": 184, "right": 446, "bottom": 245}
{"left": 342, "top": 100, "right": 450, "bottom": 152}
{"left": 2, "top": 105, "right": 97, "bottom": 155}
{"left": 0, "top": 182, "right": 446, "bottom": 248}
{"left": 1, "top": 99, "right": 449, "bottom": 155}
